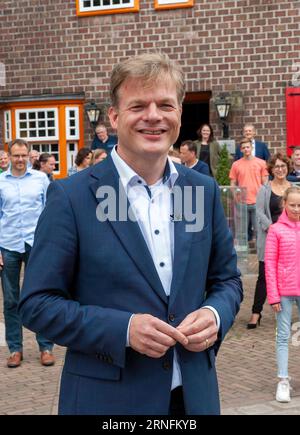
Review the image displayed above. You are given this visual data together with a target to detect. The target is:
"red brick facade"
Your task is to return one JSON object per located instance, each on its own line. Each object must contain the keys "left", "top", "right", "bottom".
{"left": 0, "top": 0, "right": 299, "bottom": 152}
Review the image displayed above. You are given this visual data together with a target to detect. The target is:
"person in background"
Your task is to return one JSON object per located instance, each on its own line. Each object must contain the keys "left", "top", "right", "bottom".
{"left": 28, "top": 150, "right": 40, "bottom": 168}
{"left": 91, "top": 123, "right": 118, "bottom": 153}
{"left": 265, "top": 186, "right": 300, "bottom": 403}
{"left": 33, "top": 153, "right": 56, "bottom": 181}
{"left": 0, "top": 139, "right": 55, "bottom": 368}
{"left": 68, "top": 148, "right": 92, "bottom": 176}
{"left": 193, "top": 123, "right": 221, "bottom": 178}
{"left": 0, "top": 151, "right": 10, "bottom": 173}
{"left": 247, "top": 153, "right": 291, "bottom": 329}
{"left": 235, "top": 124, "right": 270, "bottom": 161}
{"left": 168, "top": 146, "right": 181, "bottom": 164}
{"left": 92, "top": 148, "right": 107, "bottom": 165}
{"left": 180, "top": 140, "right": 210, "bottom": 176}
{"left": 287, "top": 146, "right": 300, "bottom": 182}
{"left": 19, "top": 52, "right": 242, "bottom": 415}
{"left": 230, "top": 138, "right": 269, "bottom": 242}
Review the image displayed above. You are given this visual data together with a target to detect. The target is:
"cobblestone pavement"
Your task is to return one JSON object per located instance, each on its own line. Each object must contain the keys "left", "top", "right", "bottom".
{"left": 0, "top": 255, "right": 299, "bottom": 415}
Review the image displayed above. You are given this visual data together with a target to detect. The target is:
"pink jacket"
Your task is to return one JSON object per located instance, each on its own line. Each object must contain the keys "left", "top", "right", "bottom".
{"left": 265, "top": 210, "right": 300, "bottom": 304}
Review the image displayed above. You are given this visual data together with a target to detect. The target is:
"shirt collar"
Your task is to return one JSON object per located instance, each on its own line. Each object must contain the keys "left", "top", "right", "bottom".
{"left": 111, "top": 146, "right": 178, "bottom": 192}
{"left": 5, "top": 165, "right": 33, "bottom": 178}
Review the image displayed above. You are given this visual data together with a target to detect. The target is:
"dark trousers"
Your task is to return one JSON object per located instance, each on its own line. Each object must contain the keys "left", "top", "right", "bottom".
{"left": 252, "top": 261, "right": 267, "bottom": 314}
{"left": 169, "top": 387, "right": 186, "bottom": 415}
{"left": 1, "top": 244, "right": 54, "bottom": 353}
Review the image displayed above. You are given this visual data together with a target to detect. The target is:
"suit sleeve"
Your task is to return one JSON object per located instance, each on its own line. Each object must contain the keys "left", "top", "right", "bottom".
{"left": 19, "top": 181, "right": 132, "bottom": 368}
{"left": 201, "top": 180, "right": 243, "bottom": 349}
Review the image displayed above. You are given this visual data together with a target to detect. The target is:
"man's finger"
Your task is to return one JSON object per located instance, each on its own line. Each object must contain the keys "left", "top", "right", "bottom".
{"left": 155, "top": 319, "right": 189, "bottom": 346}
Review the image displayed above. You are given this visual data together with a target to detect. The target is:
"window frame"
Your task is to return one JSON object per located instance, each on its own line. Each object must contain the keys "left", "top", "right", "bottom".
{"left": 154, "top": 0, "right": 194, "bottom": 11}
{"left": 66, "top": 107, "right": 80, "bottom": 140}
{"left": 15, "top": 108, "right": 59, "bottom": 142}
{"left": 76, "top": 0, "right": 139, "bottom": 17}
{"left": 4, "top": 110, "right": 12, "bottom": 142}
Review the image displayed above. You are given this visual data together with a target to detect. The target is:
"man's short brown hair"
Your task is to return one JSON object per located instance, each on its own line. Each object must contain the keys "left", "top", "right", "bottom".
{"left": 110, "top": 52, "right": 185, "bottom": 107}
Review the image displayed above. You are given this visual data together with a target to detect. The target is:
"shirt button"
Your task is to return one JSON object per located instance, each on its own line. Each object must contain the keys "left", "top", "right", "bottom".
{"left": 163, "top": 360, "right": 171, "bottom": 371}
{"left": 154, "top": 229, "right": 160, "bottom": 235}
{"left": 168, "top": 314, "right": 175, "bottom": 322}
{"left": 159, "top": 262, "right": 165, "bottom": 267}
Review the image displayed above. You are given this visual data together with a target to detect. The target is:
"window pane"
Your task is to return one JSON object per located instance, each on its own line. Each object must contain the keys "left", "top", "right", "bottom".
{"left": 29, "top": 112, "right": 36, "bottom": 119}
{"left": 47, "top": 111, "right": 54, "bottom": 118}
{"left": 47, "top": 120, "right": 55, "bottom": 128}
{"left": 19, "top": 113, "right": 27, "bottom": 120}
{"left": 51, "top": 144, "right": 58, "bottom": 151}
{"left": 29, "top": 130, "right": 37, "bottom": 137}
{"left": 20, "top": 122, "right": 27, "bottom": 129}
{"left": 48, "top": 130, "right": 55, "bottom": 136}
{"left": 38, "top": 112, "right": 45, "bottom": 119}
{"left": 29, "top": 121, "right": 36, "bottom": 129}
{"left": 38, "top": 130, "right": 46, "bottom": 137}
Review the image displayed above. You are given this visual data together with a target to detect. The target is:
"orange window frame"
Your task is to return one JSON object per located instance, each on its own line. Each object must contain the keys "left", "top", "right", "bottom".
{"left": 2, "top": 100, "right": 84, "bottom": 179}
{"left": 76, "top": 0, "right": 139, "bottom": 17}
{"left": 154, "top": 0, "right": 194, "bottom": 10}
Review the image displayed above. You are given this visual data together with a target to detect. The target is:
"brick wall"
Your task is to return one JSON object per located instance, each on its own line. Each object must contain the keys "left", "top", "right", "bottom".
{"left": 0, "top": 0, "right": 299, "bottom": 150}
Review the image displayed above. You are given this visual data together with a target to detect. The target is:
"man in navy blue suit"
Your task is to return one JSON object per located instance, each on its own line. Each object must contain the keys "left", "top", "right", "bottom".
{"left": 19, "top": 53, "right": 243, "bottom": 415}
{"left": 235, "top": 124, "right": 270, "bottom": 161}
{"left": 180, "top": 140, "right": 210, "bottom": 176}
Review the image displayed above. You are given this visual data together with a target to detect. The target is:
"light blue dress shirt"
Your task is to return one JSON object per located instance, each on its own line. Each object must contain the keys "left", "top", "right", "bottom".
{"left": 111, "top": 147, "right": 220, "bottom": 390}
{"left": 0, "top": 167, "right": 50, "bottom": 253}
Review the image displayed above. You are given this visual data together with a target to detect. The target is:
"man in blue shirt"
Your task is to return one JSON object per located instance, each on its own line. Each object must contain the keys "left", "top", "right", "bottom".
{"left": 0, "top": 139, "right": 55, "bottom": 368}
{"left": 180, "top": 140, "right": 210, "bottom": 176}
{"left": 90, "top": 123, "right": 118, "bottom": 153}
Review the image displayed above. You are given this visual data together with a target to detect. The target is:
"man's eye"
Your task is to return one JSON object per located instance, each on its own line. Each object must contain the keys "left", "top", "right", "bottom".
{"left": 160, "top": 104, "right": 174, "bottom": 110}
{"left": 130, "top": 106, "right": 143, "bottom": 111}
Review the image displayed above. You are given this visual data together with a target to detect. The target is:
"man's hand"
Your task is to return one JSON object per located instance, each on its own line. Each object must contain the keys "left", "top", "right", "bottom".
{"left": 129, "top": 314, "right": 188, "bottom": 358}
{"left": 176, "top": 308, "right": 218, "bottom": 352}
{"left": 0, "top": 252, "right": 3, "bottom": 270}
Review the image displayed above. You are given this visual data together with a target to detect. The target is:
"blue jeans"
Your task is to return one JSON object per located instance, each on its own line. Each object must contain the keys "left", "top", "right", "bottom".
{"left": 1, "top": 245, "right": 53, "bottom": 353}
{"left": 276, "top": 296, "right": 300, "bottom": 378}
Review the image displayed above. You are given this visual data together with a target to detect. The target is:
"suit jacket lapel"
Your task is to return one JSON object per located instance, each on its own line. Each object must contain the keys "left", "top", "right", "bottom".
{"left": 89, "top": 157, "right": 168, "bottom": 304}
{"left": 169, "top": 174, "right": 195, "bottom": 306}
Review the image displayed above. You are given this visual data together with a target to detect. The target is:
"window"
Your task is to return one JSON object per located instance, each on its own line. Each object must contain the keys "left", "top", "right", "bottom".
{"left": 16, "top": 108, "right": 59, "bottom": 141}
{"left": 154, "top": 0, "right": 194, "bottom": 10}
{"left": 66, "top": 107, "right": 80, "bottom": 140}
{"left": 31, "top": 143, "right": 60, "bottom": 173}
{"left": 4, "top": 110, "right": 12, "bottom": 142}
{"left": 76, "top": 0, "right": 139, "bottom": 16}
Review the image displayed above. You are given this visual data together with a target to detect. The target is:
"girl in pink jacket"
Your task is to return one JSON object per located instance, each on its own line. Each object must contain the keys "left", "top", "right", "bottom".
{"left": 265, "top": 186, "right": 300, "bottom": 403}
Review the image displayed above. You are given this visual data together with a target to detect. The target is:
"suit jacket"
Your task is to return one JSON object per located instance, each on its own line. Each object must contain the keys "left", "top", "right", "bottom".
{"left": 19, "top": 155, "right": 243, "bottom": 415}
{"left": 235, "top": 140, "right": 270, "bottom": 161}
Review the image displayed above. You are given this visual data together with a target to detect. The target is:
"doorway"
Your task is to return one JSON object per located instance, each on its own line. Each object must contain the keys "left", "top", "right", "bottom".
{"left": 175, "top": 91, "right": 211, "bottom": 148}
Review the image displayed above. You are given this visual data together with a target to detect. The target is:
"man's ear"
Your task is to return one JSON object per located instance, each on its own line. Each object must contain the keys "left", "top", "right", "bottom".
{"left": 108, "top": 106, "right": 118, "bottom": 130}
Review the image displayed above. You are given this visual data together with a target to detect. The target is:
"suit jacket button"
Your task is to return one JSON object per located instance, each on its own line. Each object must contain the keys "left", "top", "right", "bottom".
{"left": 168, "top": 314, "right": 175, "bottom": 322}
{"left": 163, "top": 360, "right": 171, "bottom": 371}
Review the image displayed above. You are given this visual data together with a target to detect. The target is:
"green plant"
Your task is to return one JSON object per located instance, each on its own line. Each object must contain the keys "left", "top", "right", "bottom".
{"left": 216, "top": 144, "right": 231, "bottom": 186}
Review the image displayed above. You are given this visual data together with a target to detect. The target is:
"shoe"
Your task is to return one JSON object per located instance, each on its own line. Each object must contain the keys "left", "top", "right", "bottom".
{"left": 7, "top": 351, "right": 23, "bottom": 368}
{"left": 247, "top": 313, "right": 262, "bottom": 329}
{"left": 40, "top": 350, "right": 55, "bottom": 366}
{"left": 276, "top": 379, "right": 291, "bottom": 402}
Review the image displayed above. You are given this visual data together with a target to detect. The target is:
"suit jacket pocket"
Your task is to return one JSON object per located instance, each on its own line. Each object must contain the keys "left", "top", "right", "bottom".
{"left": 64, "top": 350, "right": 121, "bottom": 381}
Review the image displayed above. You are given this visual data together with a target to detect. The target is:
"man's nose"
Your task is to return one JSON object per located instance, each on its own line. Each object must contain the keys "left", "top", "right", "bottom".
{"left": 144, "top": 103, "right": 162, "bottom": 121}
